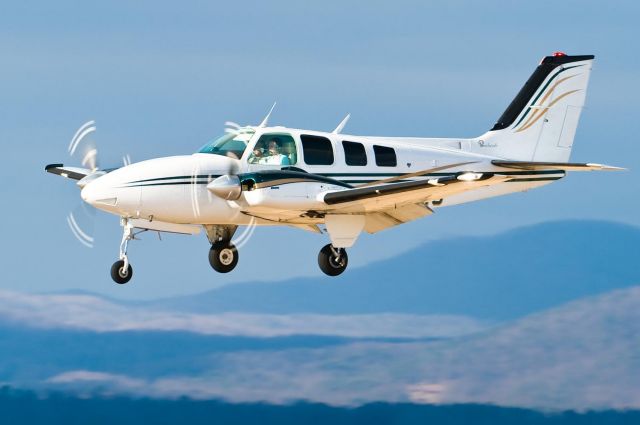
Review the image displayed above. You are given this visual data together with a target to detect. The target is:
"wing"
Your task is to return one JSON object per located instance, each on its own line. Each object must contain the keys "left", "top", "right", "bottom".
{"left": 45, "top": 163, "right": 92, "bottom": 181}
{"left": 321, "top": 172, "right": 508, "bottom": 213}
{"left": 237, "top": 169, "right": 507, "bottom": 233}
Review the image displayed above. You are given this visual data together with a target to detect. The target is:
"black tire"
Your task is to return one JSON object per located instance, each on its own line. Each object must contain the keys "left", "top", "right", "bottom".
{"left": 318, "top": 244, "right": 348, "bottom": 276}
{"left": 209, "top": 242, "right": 239, "bottom": 273}
{"left": 110, "top": 260, "right": 133, "bottom": 284}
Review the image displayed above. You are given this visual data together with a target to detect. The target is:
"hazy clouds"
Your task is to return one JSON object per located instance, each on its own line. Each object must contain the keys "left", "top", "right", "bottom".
{"left": 0, "top": 290, "right": 489, "bottom": 338}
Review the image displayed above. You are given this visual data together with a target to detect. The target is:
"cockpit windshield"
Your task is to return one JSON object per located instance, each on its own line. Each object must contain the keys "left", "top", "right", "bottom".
{"left": 197, "top": 129, "right": 255, "bottom": 159}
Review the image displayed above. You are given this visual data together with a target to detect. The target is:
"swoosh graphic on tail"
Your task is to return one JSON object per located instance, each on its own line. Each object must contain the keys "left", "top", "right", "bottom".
{"left": 515, "top": 89, "right": 581, "bottom": 133}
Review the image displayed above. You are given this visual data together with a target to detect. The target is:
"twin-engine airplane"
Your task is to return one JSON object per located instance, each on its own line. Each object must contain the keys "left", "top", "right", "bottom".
{"left": 46, "top": 53, "right": 622, "bottom": 284}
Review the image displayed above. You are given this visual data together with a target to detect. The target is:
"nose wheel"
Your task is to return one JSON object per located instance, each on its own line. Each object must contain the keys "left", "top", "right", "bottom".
{"left": 111, "top": 260, "right": 133, "bottom": 284}
{"left": 209, "top": 241, "right": 239, "bottom": 273}
{"left": 318, "top": 244, "right": 348, "bottom": 276}
{"left": 111, "top": 218, "right": 135, "bottom": 284}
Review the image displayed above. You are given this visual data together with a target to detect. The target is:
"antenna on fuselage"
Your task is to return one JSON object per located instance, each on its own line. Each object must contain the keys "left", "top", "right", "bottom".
{"left": 332, "top": 113, "right": 351, "bottom": 134}
{"left": 258, "top": 102, "right": 277, "bottom": 127}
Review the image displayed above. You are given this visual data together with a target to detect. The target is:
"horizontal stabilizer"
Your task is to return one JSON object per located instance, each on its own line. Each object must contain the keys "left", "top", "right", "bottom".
{"left": 492, "top": 160, "right": 625, "bottom": 171}
{"left": 45, "top": 164, "right": 92, "bottom": 180}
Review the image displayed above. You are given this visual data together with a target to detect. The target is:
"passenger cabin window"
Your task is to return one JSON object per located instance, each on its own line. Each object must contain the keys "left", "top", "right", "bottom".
{"left": 373, "top": 145, "right": 397, "bottom": 167}
{"left": 248, "top": 134, "right": 297, "bottom": 166}
{"left": 301, "top": 135, "right": 334, "bottom": 165}
{"left": 342, "top": 141, "right": 367, "bottom": 166}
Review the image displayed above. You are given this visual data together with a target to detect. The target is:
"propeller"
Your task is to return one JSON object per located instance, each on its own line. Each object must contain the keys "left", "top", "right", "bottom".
{"left": 68, "top": 120, "right": 99, "bottom": 171}
{"left": 64, "top": 120, "right": 132, "bottom": 248}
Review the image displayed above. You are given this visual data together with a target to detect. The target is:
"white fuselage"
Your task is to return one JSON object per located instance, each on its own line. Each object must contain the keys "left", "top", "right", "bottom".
{"left": 80, "top": 126, "right": 563, "bottom": 226}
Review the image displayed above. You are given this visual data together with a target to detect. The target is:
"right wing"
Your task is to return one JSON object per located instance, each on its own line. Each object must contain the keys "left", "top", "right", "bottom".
{"left": 45, "top": 163, "right": 92, "bottom": 181}
{"left": 362, "top": 203, "right": 434, "bottom": 233}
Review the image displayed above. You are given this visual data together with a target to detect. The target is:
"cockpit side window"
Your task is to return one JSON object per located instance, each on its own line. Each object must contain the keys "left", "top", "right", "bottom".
{"left": 248, "top": 134, "right": 297, "bottom": 166}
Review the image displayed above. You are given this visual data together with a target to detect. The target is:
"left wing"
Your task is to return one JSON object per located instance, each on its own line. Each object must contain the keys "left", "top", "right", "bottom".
{"left": 321, "top": 171, "right": 508, "bottom": 213}
{"left": 491, "top": 160, "right": 624, "bottom": 171}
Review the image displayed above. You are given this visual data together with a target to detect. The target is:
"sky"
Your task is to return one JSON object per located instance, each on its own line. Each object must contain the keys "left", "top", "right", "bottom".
{"left": 1, "top": 1, "right": 639, "bottom": 298}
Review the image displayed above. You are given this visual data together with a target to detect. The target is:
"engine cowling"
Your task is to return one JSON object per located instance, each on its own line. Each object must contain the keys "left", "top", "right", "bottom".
{"left": 214, "top": 170, "right": 349, "bottom": 211}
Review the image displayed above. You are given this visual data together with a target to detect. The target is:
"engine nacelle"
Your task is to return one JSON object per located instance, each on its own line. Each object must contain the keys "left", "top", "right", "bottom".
{"left": 239, "top": 170, "right": 348, "bottom": 211}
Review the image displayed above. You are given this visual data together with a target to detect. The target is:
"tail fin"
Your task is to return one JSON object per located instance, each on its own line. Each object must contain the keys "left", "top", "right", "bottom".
{"left": 478, "top": 53, "right": 594, "bottom": 162}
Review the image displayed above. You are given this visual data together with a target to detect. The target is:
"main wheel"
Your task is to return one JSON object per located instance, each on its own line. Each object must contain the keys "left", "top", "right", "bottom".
{"left": 318, "top": 244, "right": 348, "bottom": 276}
{"left": 110, "top": 260, "right": 133, "bottom": 284}
{"left": 209, "top": 242, "right": 239, "bottom": 273}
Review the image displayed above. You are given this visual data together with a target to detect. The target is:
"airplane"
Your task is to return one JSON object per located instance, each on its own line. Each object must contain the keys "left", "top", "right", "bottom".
{"left": 46, "top": 52, "right": 622, "bottom": 284}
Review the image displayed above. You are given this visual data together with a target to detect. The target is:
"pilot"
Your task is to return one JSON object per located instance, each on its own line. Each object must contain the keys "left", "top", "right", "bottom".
{"left": 260, "top": 138, "right": 290, "bottom": 165}
{"left": 250, "top": 145, "right": 263, "bottom": 163}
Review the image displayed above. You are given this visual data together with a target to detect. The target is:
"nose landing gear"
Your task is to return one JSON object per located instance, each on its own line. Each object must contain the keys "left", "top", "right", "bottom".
{"left": 111, "top": 218, "right": 134, "bottom": 284}
{"left": 318, "top": 244, "right": 348, "bottom": 276}
{"left": 111, "top": 259, "right": 133, "bottom": 284}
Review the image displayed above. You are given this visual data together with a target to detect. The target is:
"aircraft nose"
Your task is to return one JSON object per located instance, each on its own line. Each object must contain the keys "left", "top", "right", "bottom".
{"left": 80, "top": 180, "right": 117, "bottom": 208}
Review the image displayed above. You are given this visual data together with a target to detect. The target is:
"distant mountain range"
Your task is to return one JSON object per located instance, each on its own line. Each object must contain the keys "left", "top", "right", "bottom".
{"left": 146, "top": 220, "right": 640, "bottom": 320}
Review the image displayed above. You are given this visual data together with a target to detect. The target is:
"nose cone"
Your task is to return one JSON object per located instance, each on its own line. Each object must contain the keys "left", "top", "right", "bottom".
{"left": 80, "top": 169, "right": 140, "bottom": 216}
{"left": 81, "top": 179, "right": 117, "bottom": 209}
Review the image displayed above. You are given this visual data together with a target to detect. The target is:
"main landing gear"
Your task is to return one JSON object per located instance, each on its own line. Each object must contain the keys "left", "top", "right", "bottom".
{"left": 318, "top": 244, "right": 348, "bottom": 276}
{"left": 209, "top": 241, "right": 239, "bottom": 273}
{"left": 204, "top": 225, "right": 240, "bottom": 274}
{"left": 111, "top": 218, "right": 134, "bottom": 284}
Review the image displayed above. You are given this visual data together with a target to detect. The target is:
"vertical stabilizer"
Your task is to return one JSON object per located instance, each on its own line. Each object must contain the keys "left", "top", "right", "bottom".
{"left": 476, "top": 53, "right": 594, "bottom": 162}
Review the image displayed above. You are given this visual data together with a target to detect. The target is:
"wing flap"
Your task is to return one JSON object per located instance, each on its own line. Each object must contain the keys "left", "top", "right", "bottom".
{"left": 364, "top": 203, "right": 433, "bottom": 234}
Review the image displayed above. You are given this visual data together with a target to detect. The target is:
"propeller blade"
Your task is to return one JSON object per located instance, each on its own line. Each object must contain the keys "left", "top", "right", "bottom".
{"left": 68, "top": 120, "right": 96, "bottom": 156}
{"left": 69, "top": 120, "right": 100, "bottom": 172}
{"left": 224, "top": 121, "right": 241, "bottom": 132}
{"left": 66, "top": 202, "right": 96, "bottom": 248}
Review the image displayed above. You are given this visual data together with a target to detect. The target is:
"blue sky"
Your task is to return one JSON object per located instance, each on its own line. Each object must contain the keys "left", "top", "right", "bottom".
{"left": 2, "top": 1, "right": 639, "bottom": 298}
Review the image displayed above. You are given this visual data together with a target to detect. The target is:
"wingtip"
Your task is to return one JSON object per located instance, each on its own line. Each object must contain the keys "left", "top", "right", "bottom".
{"left": 586, "top": 163, "right": 627, "bottom": 171}
{"left": 45, "top": 163, "right": 64, "bottom": 172}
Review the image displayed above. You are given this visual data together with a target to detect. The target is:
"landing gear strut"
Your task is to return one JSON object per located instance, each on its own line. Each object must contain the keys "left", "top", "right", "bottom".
{"left": 318, "top": 244, "right": 348, "bottom": 276}
{"left": 209, "top": 241, "right": 239, "bottom": 273}
{"left": 111, "top": 218, "right": 134, "bottom": 284}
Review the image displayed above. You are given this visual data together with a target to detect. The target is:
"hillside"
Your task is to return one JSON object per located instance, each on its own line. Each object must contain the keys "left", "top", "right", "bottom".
{"left": 148, "top": 220, "right": 640, "bottom": 320}
{"left": 1, "top": 284, "right": 639, "bottom": 409}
